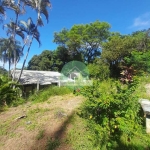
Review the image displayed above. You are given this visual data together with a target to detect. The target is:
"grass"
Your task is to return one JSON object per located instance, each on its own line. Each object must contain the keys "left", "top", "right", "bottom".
{"left": 65, "top": 112, "right": 150, "bottom": 150}
{"left": 0, "top": 86, "right": 72, "bottom": 112}
{"left": 46, "top": 138, "right": 60, "bottom": 150}
{"left": 36, "top": 129, "right": 45, "bottom": 140}
{"left": 134, "top": 75, "right": 150, "bottom": 99}
{"left": 1, "top": 75, "right": 150, "bottom": 149}
{"left": 66, "top": 114, "right": 100, "bottom": 150}
{"left": 28, "top": 86, "right": 72, "bottom": 103}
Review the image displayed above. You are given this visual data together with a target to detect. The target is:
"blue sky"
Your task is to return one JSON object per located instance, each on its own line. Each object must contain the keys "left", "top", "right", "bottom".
{"left": 1, "top": 0, "right": 150, "bottom": 69}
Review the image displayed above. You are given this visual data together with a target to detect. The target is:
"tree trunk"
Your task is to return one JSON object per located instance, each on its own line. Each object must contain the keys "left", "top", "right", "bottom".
{"left": 12, "top": 1, "right": 19, "bottom": 81}
{"left": 8, "top": 58, "right": 11, "bottom": 78}
{"left": 17, "top": 35, "right": 34, "bottom": 83}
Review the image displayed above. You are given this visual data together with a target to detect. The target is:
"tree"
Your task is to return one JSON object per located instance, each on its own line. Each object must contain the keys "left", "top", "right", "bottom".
{"left": 52, "top": 46, "right": 75, "bottom": 71}
{"left": 16, "top": 0, "right": 51, "bottom": 82}
{"left": 0, "top": 0, "right": 5, "bottom": 23}
{"left": 54, "top": 21, "right": 111, "bottom": 63}
{"left": 124, "top": 51, "right": 150, "bottom": 74}
{"left": 131, "top": 28, "right": 150, "bottom": 51}
{"left": 27, "top": 50, "right": 54, "bottom": 71}
{"left": 0, "top": 38, "right": 23, "bottom": 76}
{"left": 101, "top": 33, "right": 137, "bottom": 77}
{"left": 1, "top": 0, "right": 51, "bottom": 81}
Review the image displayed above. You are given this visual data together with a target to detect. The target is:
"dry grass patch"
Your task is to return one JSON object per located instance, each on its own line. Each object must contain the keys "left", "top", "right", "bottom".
{"left": 0, "top": 94, "right": 84, "bottom": 150}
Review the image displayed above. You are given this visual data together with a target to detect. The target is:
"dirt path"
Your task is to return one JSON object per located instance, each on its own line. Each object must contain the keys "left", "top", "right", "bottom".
{"left": 0, "top": 94, "right": 84, "bottom": 150}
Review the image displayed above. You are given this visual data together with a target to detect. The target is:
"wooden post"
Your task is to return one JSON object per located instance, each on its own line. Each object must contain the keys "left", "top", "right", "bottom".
{"left": 37, "top": 79, "right": 39, "bottom": 91}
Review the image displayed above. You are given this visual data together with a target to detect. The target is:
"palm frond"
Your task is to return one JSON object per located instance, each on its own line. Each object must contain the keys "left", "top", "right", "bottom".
{"left": 37, "top": 16, "right": 44, "bottom": 26}
{"left": 33, "top": 29, "right": 41, "bottom": 46}
{"left": 41, "top": 8, "right": 49, "bottom": 23}
{"left": 0, "top": 6, "right": 5, "bottom": 15}
{"left": 16, "top": 30, "right": 25, "bottom": 39}
{"left": 21, "top": 0, "right": 51, "bottom": 23}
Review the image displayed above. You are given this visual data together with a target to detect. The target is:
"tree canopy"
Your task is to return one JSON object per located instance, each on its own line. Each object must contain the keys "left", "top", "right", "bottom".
{"left": 54, "top": 21, "right": 111, "bottom": 63}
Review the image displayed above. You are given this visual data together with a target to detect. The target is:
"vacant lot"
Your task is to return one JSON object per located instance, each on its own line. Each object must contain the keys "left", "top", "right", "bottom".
{"left": 0, "top": 94, "right": 84, "bottom": 150}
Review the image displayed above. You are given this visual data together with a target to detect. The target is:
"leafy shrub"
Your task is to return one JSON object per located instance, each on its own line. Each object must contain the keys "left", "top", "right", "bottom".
{"left": 88, "top": 59, "right": 110, "bottom": 80}
{"left": 79, "top": 78, "right": 150, "bottom": 149}
{"left": 0, "top": 75, "right": 21, "bottom": 106}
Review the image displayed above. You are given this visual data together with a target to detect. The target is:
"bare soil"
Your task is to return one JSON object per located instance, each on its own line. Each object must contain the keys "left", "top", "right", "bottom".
{"left": 0, "top": 94, "right": 84, "bottom": 150}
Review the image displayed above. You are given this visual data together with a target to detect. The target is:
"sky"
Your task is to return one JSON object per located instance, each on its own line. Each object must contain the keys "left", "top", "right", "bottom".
{"left": 1, "top": 0, "right": 150, "bottom": 69}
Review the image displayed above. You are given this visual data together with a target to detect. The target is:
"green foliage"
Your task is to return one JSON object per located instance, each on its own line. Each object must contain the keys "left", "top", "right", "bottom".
{"left": 46, "top": 138, "right": 60, "bottom": 150}
{"left": 54, "top": 20, "right": 111, "bottom": 63}
{"left": 88, "top": 59, "right": 110, "bottom": 80}
{"left": 27, "top": 48, "right": 76, "bottom": 72}
{"left": 28, "top": 86, "right": 71, "bottom": 102}
{"left": 36, "top": 129, "right": 45, "bottom": 140}
{"left": 0, "top": 75, "right": 21, "bottom": 106}
{"left": 27, "top": 50, "right": 54, "bottom": 70}
{"left": 124, "top": 50, "right": 150, "bottom": 74}
{"left": 78, "top": 79, "right": 150, "bottom": 149}
{"left": 0, "top": 67, "right": 7, "bottom": 75}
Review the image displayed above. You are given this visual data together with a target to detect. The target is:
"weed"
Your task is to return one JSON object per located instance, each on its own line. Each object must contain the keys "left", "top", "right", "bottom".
{"left": 36, "top": 129, "right": 45, "bottom": 140}
{"left": 46, "top": 137, "right": 60, "bottom": 150}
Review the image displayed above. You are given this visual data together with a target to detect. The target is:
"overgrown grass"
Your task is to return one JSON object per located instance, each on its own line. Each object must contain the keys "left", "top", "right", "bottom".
{"left": 66, "top": 109, "right": 150, "bottom": 150}
{"left": 0, "top": 86, "right": 72, "bottom": 111}
{"left": 134, "top": 75, "right": 150, "bottom": 99}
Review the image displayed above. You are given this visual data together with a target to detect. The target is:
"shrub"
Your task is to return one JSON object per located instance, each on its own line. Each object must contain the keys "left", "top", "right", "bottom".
{"left": 0, "top": 75, "right": 21, "bottom": 106}
{"left": 79, "top": 78, "right": 150, "bottom": 149}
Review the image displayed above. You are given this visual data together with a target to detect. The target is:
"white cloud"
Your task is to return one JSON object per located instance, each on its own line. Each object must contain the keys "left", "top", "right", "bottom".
{"left": 130, "top": 12, "right": 150, "bottom": 30}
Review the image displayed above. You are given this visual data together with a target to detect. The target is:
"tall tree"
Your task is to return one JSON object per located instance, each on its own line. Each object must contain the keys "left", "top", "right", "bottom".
{"left": 1, "top": 0, "right": 51, "bottom": 81}
{"left": 54, "top": 21, "right": 111, "bottom": 63}
{"left": 17, "top": 0, "right": 51, "bottom": 82}
{"left": 27, "top": 50, "right": 54, "bottom": 71}
{"left": 0, "top": 38, "right": 23, "bottom": 76}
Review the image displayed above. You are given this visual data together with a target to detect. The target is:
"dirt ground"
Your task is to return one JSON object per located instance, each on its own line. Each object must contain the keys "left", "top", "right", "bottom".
{"left": 0, "top": 94, "right": 84, "bottom": 150}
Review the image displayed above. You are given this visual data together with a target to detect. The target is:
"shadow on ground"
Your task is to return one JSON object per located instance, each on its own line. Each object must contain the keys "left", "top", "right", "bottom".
{"left": 30, "top": 111, "right": 75, "bottom": 150}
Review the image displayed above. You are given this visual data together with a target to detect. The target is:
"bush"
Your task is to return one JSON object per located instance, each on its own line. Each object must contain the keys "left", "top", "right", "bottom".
{"left": 79, "top": 78, "right": 150, "bottom": 149}
{"left": 0, "top": 75, "right": 21, "bottom": 106}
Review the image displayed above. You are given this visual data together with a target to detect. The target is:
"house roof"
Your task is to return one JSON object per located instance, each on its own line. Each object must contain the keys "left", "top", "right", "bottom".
{"left": 13, "top": 70, "right": 61, "bottom": 85}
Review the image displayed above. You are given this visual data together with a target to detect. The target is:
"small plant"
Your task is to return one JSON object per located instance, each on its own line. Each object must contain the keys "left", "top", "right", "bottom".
{"left": 120, "top": 66, "right": 134, "bottom": 83}
{"left": 46, "top": 138, "right": 60, "bottom": 150}
{"left": 36, "top": 129, "right": 45, "bottom": 140}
